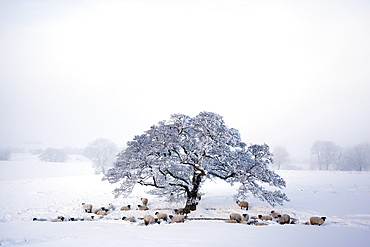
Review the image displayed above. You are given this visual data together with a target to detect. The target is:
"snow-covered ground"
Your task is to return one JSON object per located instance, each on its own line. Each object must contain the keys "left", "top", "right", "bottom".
{"left": 1, "top": 153, "right": 369, "bottom": 246}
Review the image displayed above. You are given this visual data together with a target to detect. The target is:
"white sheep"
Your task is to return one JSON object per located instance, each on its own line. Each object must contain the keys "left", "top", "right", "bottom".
{"left": 169, "top": 215, "right": 185, "bottom": 223}
{"left": 84, "top": 216, "right": 94, "bottom": 221}
{"left": 310, "top": 216, "right": 326, "bottom": 226}
{"left": 122, "top": 216, "right": 136, "bottom": 222}
{"left": 174, "top": 208, "right": 190, "bottom": 215}
{"left": 258, "top": 215, "right": 272, "bottom": 221}
{"left": 51, "top": 216, "right": 65, "bottom": 222}
{"left": 236, "top": 201, "right": 249, "bottom": 210}
{"left": 143, "top": 215, "right": 157, "bottom": 226}
{"left": 137, "top": 205, "right": 149, "bottom": 211}
{"left": 270, "top": 210, "right": 280, "bottom": 219}
{"left": 141, "top": 198, "right": 148, "bottom": 206}
{"left": 229, "top": 213, "right": 242, "bottom": 222}
{"left": 120, "top": 205, "right": 131, "bottom": 211}
{"left": 82, "top": 203, "right": 93, "bottom": 213}
{"left": 278, "top": 214, "right": 291, "bottom": 224}
{"left": 155, "top": 212, "right": 168, "bottom": 221}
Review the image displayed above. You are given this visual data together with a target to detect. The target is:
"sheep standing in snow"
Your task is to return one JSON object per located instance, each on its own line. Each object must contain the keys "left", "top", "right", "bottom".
{"left": 94, "top": 207, "right": 108, "bottom": 215}
{"left": 51, "top": 216, "right": 65, "bottom": 222}
{"left": 120, "top": 205, "right": 131, "bottom": 211}
{"left": 141, "top": 198, "right": 148, "bottom": 206}
{"left": 143, "top": 215, "right": 158, "bottom": 226}
{"left": 155, "top": 212, "right": 168, "bottom": 221}
{"left": 310, "top": 216, "right": 326, "bottom": 226}
{"left": 236, "top": 201, "right": 249, "bottom": 210}
{"left": 278, "top": 214, "right": 291, "bottom": 224}
{"left": 169, "top": 215, "right": 185, "bottom": 223}
{"left": 82, "top": 203, "right": 93, "bottom": 213}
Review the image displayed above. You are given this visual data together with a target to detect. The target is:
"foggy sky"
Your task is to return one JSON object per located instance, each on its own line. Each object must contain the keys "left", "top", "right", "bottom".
{"left": 1, "top": 0, "right": 370, "bottom": 162}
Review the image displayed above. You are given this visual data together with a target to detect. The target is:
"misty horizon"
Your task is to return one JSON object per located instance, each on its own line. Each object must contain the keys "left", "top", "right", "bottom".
{"left": 1, "top": 0, "right": 370, "bottom": 162}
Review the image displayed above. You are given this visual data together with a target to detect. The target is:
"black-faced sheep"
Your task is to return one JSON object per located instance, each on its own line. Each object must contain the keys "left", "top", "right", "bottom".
{"left": 94, "top": 207, "right": 108, "bottom": 215}
{"left": 242, "top": 213, "right": 249, "bottom": 221}
{"left": 33, "top": 218, "right": 47, "bottom": 221}
{"left": 310, "top": 216, "right": 326, "bottom": 226}
{"left": 141, "top": 198, "right": 148, "bottom": 206}
{"left": 278, "top": 214, "right": 291, "bottom": 224}
{"left": 120, "top": 205, "right": 131, "bottom": 211}
{"left": 137, "top": 205, "right": 149, "bottom": 211}
{"left": 143, "top": 215, "right": 158, "bottom": 226}
{"left": 258, "top": 215, "right": 272, "bottom": 221}
{"left": 169, "top": 215, "right": 185, "bottom": 223}
{"left": 174, "top": 208, "right": 190, "bottom": 215}
{"left": 236, "top": 201, "right": 249, "bottom": 210}
{"left": 155, "top": 212, "right": 168, "bottom": 221}
{"left": 122, "top": 216, "right": 136, "bottom": 222}
{"left": 84, "top": 216, "right": 94, "bottom": 221}
{"left": 270, "top": 210, "right": 280, "bottom": 219}
{"left": 51, "top": 216, "right": 65, "bottom": 222}
{"left": 82, "top": 203, "right": 93, "bottom": 213}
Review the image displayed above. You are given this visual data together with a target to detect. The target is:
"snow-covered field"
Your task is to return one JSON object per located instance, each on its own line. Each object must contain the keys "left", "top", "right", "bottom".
{"left": 1, "top": 153, "right": 370, "bottom": 246}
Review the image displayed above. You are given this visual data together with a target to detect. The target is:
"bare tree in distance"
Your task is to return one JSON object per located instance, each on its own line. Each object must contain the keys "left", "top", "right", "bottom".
{"left": 272, "top": 146, "right": 290, "bottom": 170}
{"left": 310, "top": 141, "right": 341, "bottom": 170}
{"left": 85, "top": 138, "right": 119, "bottom": 174}
{"left": 342, "top": 143, "right": 370, "bottom": 171}
{"left": 104, "top": 112, "right": 289, "bottom": 212}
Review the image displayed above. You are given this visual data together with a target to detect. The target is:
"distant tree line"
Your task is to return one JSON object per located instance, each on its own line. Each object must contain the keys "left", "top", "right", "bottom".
{"left": 310, "top": 141, "right": 370, "bottom": 171}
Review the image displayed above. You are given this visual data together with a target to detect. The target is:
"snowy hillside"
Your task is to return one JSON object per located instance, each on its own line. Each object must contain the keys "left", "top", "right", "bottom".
{"left": 0, "top": 153, "right": 369, "bottom": 246}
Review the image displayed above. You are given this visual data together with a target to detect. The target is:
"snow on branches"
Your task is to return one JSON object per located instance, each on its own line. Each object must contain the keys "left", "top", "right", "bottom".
{"left": 104, "top": 112, "right": 289, "bottom": 207}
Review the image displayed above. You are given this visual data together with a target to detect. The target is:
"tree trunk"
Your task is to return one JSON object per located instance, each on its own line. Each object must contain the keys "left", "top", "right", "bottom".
{"left": 184, "top": 172, "right": 203, "bottom": 212}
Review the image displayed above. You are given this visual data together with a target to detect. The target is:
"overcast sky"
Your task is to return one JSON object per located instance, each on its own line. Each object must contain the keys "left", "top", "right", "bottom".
{"left": 1, "top": 0, "right": 369, "bottom": 162}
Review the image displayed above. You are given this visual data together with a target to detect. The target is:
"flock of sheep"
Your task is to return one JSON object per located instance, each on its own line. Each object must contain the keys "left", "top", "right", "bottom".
{"left": 33, "top": 198, "right": 327, "bottom": 227}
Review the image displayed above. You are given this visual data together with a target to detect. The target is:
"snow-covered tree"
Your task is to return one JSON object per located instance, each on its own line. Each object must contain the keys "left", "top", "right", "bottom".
{"left": 272, "top": 146, "right": 290, "bottom": 170}
{"left": 310, "top": 141, "right": 341, "bottom": 170}
{"left": 341, "top": 143, "right": 370, "bottom": 171}
{"left": 104, "top": 112, "right": 289, "bottom": 211}
{"left": 85, "top": 138, "right": 119, "bottom": 174}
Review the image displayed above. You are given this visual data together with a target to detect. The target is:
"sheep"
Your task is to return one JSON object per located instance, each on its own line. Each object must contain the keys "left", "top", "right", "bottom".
{"left": 84, "top": 216, "right": 94, "bottom": 221}
{"left": 174, "top": 208, "right": 190, "bottom": 215}
{"left": 33, "top": 218, "right": 47, "bottom": 221}
{"left": 137, "top": 205, "right": 149, "bottom": 211}
{"left": 94, "top": 207, "right": 108, "bottom": 215}
{"left": 236, "top": 201, "right": 249, "bottom": 210}
{"left": 143, "top": 215, "right": 158, "bottom": 226}
{"left": 51, "top": 216, "right": 65, "bottom": 222}
{"left": 120, "top": 205, "right": 131, "bottom": 211}
{"left": 278, "top": 214, "right": 291, "bottom": 224}
{"left": 122, "top": 216, "right": 136, "bottom": 222}
{"left": 258, "top": 215, "right": 272, "bottom": 221}
{"left": 141, "top": 198, "right": 148, "bottom": 206}
{"left": 310, "top": 216, "right": 326, "bottom": 226}
{"left": 229, "top": 213, "right": 243, "bottom": 223}
{"left": 155, "top": 212, "right": 168, "bottom": 221}
{"left": 169, "top": 215, "right": 185, "bottom": 223}
{"left": 242, "top": 213, "right": 249, "bottom": 222}
{"left": 82, "top": 203, "right": 93, "bottom": 213}
{"left": 270, "top": 210, "right": 280, "bottom": 219}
